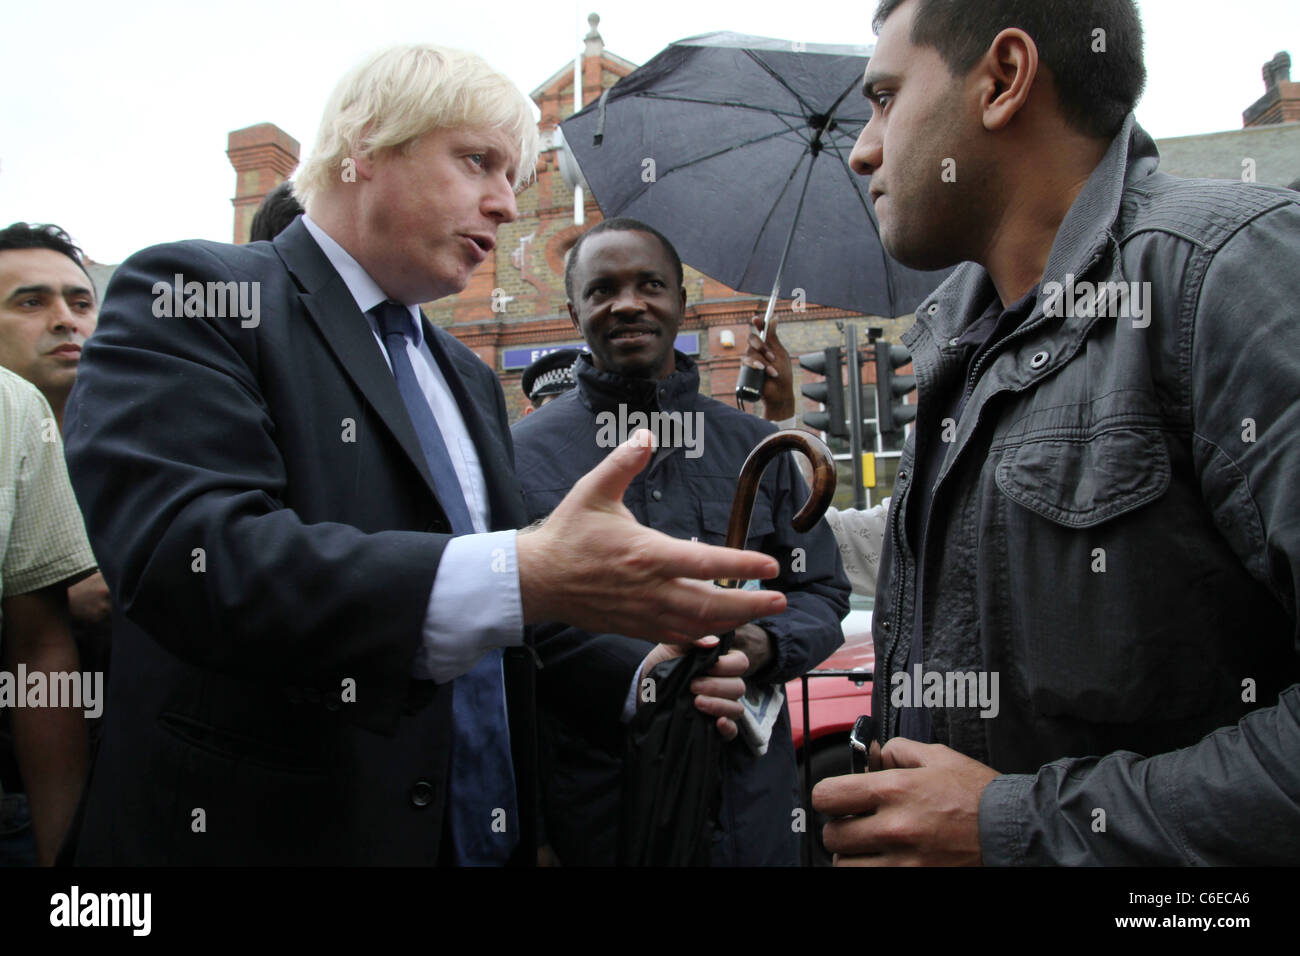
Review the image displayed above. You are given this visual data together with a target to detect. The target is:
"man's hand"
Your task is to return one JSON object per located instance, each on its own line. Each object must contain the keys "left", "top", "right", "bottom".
{"left": 742, "top": 315, "right": 795, "bottom": 422}
{"left": 1, "top": 587, "right": 89, "bottom": 866}
{"left": 67, "top": 571, "right": 111, "bottom": 626}
{"left": 639, "top": 635, "right": 749, "bottom": 740}
{"left": 729, "top": 622, "right": 774, "bottom": 676}
{"left": 813, "top": 737, "right": 999, "bottom": 866}
{"left": 518, "top": 430, "right": 787, "bottom": 643}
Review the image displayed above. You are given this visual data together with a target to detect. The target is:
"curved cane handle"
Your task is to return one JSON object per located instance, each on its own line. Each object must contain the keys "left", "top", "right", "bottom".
{"left": 716, "top": 429, "right": 837, "bottom": 588}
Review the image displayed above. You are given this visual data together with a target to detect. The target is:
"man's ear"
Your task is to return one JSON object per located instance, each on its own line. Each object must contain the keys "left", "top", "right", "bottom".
{"left": 352, "top": 124, "right": 381, "bottom": 181}
{"left": 353, "top": 146, "right": 377, "bottom": 181}
{"left": 679, "top": 284, "right": 687, "bottom": 312}
{"left": 979, "top": 28, "right": 1039, "bottom": 132}
{"left": 567, "top": 301, "right": 581, "bottom": 334}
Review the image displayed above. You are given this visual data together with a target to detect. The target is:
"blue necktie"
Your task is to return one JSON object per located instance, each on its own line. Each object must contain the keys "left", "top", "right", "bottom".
{"left": 372, "top": 301, "right": 517, "bottom": 866}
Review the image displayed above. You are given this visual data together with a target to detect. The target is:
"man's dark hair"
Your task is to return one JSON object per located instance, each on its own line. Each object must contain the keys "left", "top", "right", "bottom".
{"left": 248, "top": 181, "right": 304, "bottom": 242}
{"left": 0, "top": 222, "right": 92, "bottom": 281}
{"left": 872, "top": 0, "right": 1146, "bottom": 140}
{"left": 564, "top": 217, "right": 684, "bottom": 302}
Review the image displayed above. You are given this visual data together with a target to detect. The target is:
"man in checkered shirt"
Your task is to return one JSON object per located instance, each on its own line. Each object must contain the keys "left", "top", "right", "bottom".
{"left": 0, "top": 365, "right": 96, "bottom": 865}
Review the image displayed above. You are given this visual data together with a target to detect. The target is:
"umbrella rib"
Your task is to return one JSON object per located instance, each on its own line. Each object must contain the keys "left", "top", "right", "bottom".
{"left": 824, "top": 136, "right": 901, "bottom": 316}
{"left": 612, "top": 127, "right": 809, "bottom": 212}
{"left": 743, "top": 50, "right": 815, "bottom": 118}
{"left": 744, "top": 146, "right": 817, "bottom": 273}
{"left": 634, "top": 91, "right": 809, "bottom": 121}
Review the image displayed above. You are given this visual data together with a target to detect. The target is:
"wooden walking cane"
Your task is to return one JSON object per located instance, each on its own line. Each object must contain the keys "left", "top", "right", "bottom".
{"left": 619, "top": 430, "right": 837, "bottom": 866}
{"left": 715, "top": 429, "right": 838, "bottom": 594}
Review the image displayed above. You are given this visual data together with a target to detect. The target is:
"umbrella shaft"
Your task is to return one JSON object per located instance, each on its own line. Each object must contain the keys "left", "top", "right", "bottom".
{"left": 757, "top": 154, "right": 818, "bottom": 344}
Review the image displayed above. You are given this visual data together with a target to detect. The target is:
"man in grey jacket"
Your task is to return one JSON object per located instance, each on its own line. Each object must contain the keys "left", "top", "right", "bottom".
{"left": 813, "top": 0, "right": 1300, "bottom": 864}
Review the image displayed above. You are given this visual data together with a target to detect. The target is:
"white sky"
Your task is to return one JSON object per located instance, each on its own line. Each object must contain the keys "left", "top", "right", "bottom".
{"left": 3, "top": 0, "right": 1296, "bottom": 264}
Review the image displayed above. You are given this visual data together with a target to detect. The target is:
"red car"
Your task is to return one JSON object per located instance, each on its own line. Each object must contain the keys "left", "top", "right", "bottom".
{"left": 786, "top": 593, "right": 874, "bottom": 865}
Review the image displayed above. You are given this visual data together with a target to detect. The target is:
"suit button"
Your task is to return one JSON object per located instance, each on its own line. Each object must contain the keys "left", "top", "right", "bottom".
{"left": 410, "top": 780, "right": 434, "bottom": 808}
{"left": 1030, "top": 350, "right": 1050, "bottom": 369}
{"left": 651, "top": 489, "right": 663, "bottom": 501}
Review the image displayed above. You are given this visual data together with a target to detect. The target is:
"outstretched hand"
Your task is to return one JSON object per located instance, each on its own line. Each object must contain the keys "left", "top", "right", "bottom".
{"left": 518, "top": 430, "right": 787, "bottom": 643}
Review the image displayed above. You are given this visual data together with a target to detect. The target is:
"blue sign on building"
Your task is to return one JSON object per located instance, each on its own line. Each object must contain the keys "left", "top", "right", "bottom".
{"left": 503, "top": 333, "right": 699, "bottom": 370}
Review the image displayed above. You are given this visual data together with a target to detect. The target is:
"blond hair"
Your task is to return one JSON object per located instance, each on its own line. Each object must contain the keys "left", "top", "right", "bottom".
{"left": 294, "top": 44, "right": 539, "bottom": 209}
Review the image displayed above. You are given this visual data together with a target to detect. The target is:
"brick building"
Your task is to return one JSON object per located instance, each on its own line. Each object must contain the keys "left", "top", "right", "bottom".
{"left": 222, "top": 35, "right": 1300, "bottom": 506}
{"left": 226, "top": 18, "right": 898, "bottom": 432}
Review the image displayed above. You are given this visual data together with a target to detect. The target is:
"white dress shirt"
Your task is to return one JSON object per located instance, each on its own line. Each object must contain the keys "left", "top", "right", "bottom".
{"left": 302, "top": 216, "right": 523, "bottom": 682}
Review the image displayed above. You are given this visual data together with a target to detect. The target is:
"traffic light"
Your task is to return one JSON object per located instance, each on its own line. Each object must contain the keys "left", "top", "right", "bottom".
{"left": 798, "top": 347, "right": 846, "bottom": 438}
{"left": 875, "top": 342, "right": 917, "bottom": 436}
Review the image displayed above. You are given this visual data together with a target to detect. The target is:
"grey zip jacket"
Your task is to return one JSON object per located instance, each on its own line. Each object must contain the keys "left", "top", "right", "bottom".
{"left": 872, "top": 113, "right": 1300, "bottom": 864}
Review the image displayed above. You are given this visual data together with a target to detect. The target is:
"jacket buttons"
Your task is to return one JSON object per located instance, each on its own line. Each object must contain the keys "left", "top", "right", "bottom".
{"left": 897, "top": 471, "right": 908, "bottom": 483}
{"left": 948, "top": 337, "right": 960, "bottom": 347}
{"left": 651, "top": 489, "right": 663, "bottom": 501}
{"left": 926, "top": 303, "right": 939, "bottom": 315}
{"left": 881, "top": 618, "right": 891, "bottom": 632}
{"left": 1030, "top": 350, "right": 1050, "bottom": 369}
{"left": 410, "top": 780, "right": 434, "bottom": 808}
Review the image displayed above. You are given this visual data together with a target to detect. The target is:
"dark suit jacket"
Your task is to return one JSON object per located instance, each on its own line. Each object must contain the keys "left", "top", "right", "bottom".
{"left": 63, "top": 218, "right": 536, "bottom": 865}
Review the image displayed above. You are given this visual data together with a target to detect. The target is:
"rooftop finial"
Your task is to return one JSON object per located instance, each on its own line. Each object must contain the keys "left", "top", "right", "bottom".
{"left": 585, "top": 12, "right": 603, "bottom": 57}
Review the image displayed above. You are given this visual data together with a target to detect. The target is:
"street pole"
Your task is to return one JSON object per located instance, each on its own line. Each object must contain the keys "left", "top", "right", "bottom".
{"left": 846, "top": 324, "right": 865, "bottom": 510}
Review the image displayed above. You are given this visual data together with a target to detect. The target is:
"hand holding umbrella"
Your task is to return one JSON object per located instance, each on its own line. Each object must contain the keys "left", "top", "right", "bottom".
{"left": 619, "top": 429, "right": 837, "bottom": 865}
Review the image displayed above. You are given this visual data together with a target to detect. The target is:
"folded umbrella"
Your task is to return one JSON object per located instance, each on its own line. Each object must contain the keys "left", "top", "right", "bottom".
{"left": 618, "top": 430, "right": 837, "bottom": 865}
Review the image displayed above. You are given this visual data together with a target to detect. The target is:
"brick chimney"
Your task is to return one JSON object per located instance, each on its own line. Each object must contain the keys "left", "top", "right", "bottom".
{"left": 1244, "top": 51, "right": 1300, "bottom": 127}
{"left": 227, "top": 123, "right": 301, "bottom": 243}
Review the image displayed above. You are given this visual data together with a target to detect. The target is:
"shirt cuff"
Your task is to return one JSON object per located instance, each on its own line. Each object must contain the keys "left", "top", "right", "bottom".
{"left": 978, "top": 772, "right": 1034, "bottom": 866}
{"left": 414, "top": 530, "right": 523, "bottom": 683}
{"left": 622, "top": 659, "right": 647, "bottom": 723}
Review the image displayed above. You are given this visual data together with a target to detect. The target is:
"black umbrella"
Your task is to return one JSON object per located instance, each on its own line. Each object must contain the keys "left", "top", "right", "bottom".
{"left": 618, "top": 430, "right": 837, "bottom": 865}
{"left": 560, "top": 32, "right": 954, "bottom": 402}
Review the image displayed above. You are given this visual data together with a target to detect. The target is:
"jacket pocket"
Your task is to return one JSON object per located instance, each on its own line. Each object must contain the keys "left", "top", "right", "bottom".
{"left": 158, "top": 711, "right": 328, "bottom": 775}
{"left": 699, "top": 497, "right": 776, "bottom": 548}
{"left": 987, "top": 425, "right": 1215, "bottom": 724}
{"left": 995, "top": 426, "right": 1171, "bottom": 528}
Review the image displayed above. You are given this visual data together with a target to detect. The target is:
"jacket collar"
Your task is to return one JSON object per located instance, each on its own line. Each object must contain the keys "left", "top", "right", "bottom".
{"left": 574, "top": 350, "right": 700, "bottom": 414}
{"left": 908, "top": 113, "right": 1161, "bottom": 351}
{"left": 271, "top": 217, "right": 444, "bottom": 501}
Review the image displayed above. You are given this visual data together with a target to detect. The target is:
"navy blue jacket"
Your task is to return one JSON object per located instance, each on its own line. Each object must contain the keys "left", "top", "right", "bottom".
{"left": 512, "top": 352, "right": 848, "bottom": 865}
{"left": 63, "top": 220, "right": 536, "bottom": 864}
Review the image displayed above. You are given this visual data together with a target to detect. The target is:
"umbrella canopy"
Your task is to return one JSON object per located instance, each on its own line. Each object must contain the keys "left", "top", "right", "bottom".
{"left": 561, "top": 32, "right": 954, "bottom": 319}
{"left": 618, "top": 431, "right": 837, "bottom": 866}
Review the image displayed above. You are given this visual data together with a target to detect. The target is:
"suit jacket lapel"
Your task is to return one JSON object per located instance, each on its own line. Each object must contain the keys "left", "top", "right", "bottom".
{"left": 423, "top": 322, "right": 526, "bottom": 532}
{"left": 273, "top": 219, "right": 440, "bottom": 500}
